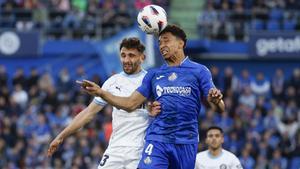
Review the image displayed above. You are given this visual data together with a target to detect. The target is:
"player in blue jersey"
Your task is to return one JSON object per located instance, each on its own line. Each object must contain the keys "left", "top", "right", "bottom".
{"left": 79, "top": 24, "right": 225, "bottom": 169}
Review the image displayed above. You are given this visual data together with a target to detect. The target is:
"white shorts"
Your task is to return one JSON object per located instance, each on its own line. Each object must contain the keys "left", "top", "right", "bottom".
{"left": 97, "top": 146, "right": 143, "bottom": 169}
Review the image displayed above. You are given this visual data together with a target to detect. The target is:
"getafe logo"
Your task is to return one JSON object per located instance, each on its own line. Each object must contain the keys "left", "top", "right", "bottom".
{"left": 144, "top": 156, "right": 152, "bottom": 165}
{"left": 168, "top": 72, "right": 177, "bottom": 81}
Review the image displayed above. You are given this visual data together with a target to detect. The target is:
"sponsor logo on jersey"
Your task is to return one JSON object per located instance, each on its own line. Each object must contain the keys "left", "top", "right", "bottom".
{"left": 168, "top": 72, "right": 177, "bottom": 81}
{"left": 144, "top": 156, "right": 152, "bottom": 165}
{"left": 156, "top": 85, "right": 191, "bottom": 97}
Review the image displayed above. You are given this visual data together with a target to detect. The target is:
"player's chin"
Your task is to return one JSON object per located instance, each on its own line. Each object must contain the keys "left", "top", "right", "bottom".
{"left": 123, "top": 68, "right": 133, "bottom": 74}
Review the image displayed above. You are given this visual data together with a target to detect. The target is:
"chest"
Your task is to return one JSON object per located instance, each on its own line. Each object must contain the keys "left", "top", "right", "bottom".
{"left": 152, "top": 70, "right": 198, "bottom": 87}
{"left": 109, "top": 76, "right": 143, "bottom": 97}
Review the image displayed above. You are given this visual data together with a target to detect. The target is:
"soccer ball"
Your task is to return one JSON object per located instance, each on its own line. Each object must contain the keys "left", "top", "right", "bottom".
{"left": 137, "top": 5, "right": 167, "bottom": 34}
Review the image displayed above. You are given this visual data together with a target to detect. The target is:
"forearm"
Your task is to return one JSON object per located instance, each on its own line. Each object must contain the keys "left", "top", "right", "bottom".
{"left": 208, "top": 100, "right": 225, "bottom": 113}
{"left": 216, "top": 100, "right": 225, "bottom": 112}
{"left": 57, "top": 110, "right": 91, "bottom": 139}
{"left": 99, "top": 90, "right": 140, "bottom": 112}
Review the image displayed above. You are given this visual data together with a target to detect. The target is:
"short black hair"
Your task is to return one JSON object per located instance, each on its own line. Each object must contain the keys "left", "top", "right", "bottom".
{"left": 159, "top": 24, "right": 187, "bottom": 48}
{"left": 119, "top": 37, "right": 145, "bottom": 53}
{"left": 207, "top": 126, "right": 224, "bottom": 134}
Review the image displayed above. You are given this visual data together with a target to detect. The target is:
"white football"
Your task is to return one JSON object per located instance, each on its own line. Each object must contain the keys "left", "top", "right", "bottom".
{"left": 137, "top": 5, "right": 167, "bottom": 34}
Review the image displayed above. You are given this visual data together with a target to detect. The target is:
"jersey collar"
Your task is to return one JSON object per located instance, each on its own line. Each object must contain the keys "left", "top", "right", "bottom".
{"left": 162, "top": 56, "right": 190, "bottom": 68}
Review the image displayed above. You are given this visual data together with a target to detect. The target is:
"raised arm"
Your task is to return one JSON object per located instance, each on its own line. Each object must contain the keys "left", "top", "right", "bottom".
{"left": 77, "top": 80, "right": 147, "bottom": 112}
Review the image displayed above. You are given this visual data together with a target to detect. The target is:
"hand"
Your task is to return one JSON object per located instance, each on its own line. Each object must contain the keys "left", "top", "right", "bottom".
{"left": 148, "top": 101, "right": 161, "bottom": 117}
{"left": 76, "top": 79, "right": 102, "bottom": 97}
{"left": 207, "top": 88, "right": 223, "bottom": 105}
{"left": 47, "top": 137, "right": 63, "bottom": 157}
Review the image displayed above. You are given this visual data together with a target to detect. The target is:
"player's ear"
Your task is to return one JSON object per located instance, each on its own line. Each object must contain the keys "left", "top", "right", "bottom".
{"left": 141, "top": 54, "right": 146, "bottom": 61}
{"left": 178, "top": 39, "right": 184, "bottom": 49}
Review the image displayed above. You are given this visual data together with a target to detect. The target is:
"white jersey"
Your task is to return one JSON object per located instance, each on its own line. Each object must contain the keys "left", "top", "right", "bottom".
{"left": 195, "top": 149, "right": 243, "bottom": 169}
{"left": 94, "top": 70, "right": 149, "bottom": 148}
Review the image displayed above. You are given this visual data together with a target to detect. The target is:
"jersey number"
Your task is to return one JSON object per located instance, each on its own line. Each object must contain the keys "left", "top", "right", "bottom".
{"left": 145, "top": 144, "right": 154, "bottom": 155}
{"left": 99, "top": 155, "right": 109, "bottom": 166}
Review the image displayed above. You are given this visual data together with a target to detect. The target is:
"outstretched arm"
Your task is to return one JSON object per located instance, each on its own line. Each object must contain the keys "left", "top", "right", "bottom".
{"left": 47, "top": 101, "right": 102, "bottom": 157}
{"left": 77, "top": 80, "right": 147, "bottom": 112}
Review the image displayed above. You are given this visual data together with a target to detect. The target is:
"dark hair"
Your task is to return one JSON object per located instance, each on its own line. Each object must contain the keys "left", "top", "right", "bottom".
{"left": 119, "top": 37, "right": 145, "bottom": 53}
{"left": 207, "top": 126, "right": 224, "bottom": 134}
{"left": 159, "top": 24, "right": 187, "bottom": 48}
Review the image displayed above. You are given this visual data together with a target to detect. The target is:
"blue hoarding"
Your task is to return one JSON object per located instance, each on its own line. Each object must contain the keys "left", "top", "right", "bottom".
{"left": 0, "top": 30, "right": 40, "bottom": 57}
{"left": 250, "top": 32, "right": 300, "bottom": 58}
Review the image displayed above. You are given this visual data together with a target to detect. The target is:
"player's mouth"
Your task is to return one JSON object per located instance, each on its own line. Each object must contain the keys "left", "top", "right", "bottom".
{"left": 161, "top": 47, "right": 169, "bottom": 56}
{"left": 124, "top": 63, "right": 133, "bottom": 69}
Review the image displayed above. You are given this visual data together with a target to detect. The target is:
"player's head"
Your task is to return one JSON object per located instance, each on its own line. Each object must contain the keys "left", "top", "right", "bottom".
{"left": 205, "top": 126, "right": 224, "bottom": 151}
{"left": 158, "top": 24, "right": 187, "bottom": 60}
{"left": 119, "top": 37, "right": 145, "bottom": 74}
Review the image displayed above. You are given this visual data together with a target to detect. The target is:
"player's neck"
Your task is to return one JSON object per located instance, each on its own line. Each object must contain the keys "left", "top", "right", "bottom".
{"left": 209, "top": 148, "right": 222, "bottom": 157}
{"left": 166, "top": 51, "right": 186, "bottom": 66}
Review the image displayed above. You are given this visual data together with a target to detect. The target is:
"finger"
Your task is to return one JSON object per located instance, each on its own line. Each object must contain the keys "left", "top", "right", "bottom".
{"left": 83, "top": 79, "right": 95, "bottom": 85}
{"left": 152, "top": 101, "right": 161, "bottom": 106}
{"left": 76, "top": 80, "right": 83, "bottom": 85}
{"left": 213, "top": 89, "right": 218, "bottom": 97}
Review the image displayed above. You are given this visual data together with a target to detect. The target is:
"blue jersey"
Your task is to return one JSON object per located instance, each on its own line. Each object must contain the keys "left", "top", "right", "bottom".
{"left": 137, "top": 57, "right": 215, "bottom": 144}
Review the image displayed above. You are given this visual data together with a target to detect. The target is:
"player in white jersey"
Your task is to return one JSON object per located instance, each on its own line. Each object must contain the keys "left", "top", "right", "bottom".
{"left": 195, "top": 126, "right": 243, "bottom": 169}
{"left": 47, "top": 37, "right": 160, "bottom": 169}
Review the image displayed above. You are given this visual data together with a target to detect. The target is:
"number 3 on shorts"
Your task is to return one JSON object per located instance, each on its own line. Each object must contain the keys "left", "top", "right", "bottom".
{"left": 99, "top": 155, "right": 109, "bottom": 166}
{"left": 145, "top": 143, "right": 153, "bottom": 155}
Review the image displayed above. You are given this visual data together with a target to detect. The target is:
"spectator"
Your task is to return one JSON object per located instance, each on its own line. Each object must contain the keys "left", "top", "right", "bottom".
{"left": 0, "top": 65, "right": 8, "bottom": 87}
{"left": 271, "top": 68, "right": 285, "bottom": 101}
{"left": 269, "top": 149, "right": 288, "bottom": 169}
{"left": 250, "top": 72, "right": 270, "bottom": 96}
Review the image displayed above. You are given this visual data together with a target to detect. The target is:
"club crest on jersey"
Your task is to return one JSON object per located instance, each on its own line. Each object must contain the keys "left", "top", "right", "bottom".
{"left": 220, "top": 164, "right": 227, "bottom": 169}
{"left": 144, "top": 156, "right": 152, "bottom": 165}
{"left": 168, "top": 72, "right": 177, "bottom": 81}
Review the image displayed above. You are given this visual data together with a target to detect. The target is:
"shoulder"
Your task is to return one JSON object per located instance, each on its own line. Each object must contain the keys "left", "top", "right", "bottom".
{"left": 222, "top": 149, "right": 239, "bottom": 160}
{"left": 102, "top": 72, "right": 124, "bottom": 87}
{"left": 144, "top": 68, "right": 159, "bottom": 77}
{"left": 184, "top": 59, "right": 210, "bottom": 72}
{"left": 196, "top": 150, "right": 208, "bottom": 159}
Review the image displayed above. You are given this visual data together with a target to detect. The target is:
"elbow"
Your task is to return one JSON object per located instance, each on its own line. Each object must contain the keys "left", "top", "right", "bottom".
{"left": 123, "top": 102, "right": 138, "bottom": 113}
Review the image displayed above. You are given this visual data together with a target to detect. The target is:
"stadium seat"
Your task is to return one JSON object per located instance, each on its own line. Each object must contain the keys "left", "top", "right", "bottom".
{"left": 283, "top": 20, "right": 296, "bottom": 30}
{"left": 269, "top": 9, "right": 283, "bottom": 21}
{"left": 266, "top": 20, "right": 280, "bottom": 31}
{"left": 290, "top": 157, "right": 300, "bottom": 169}
{"left": 251, "top": 19, "right": 264, "bottom": 30}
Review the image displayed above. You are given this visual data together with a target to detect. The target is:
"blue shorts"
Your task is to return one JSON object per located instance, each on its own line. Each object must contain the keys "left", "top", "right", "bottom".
{"left": 137, "top": 140, "right": 198, "bottom": 169}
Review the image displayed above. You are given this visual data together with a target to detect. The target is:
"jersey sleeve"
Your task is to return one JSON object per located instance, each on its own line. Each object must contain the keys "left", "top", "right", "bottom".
{"left": 136, "top": 69, "right": 155, "bottom": 99}
{"left": 93, "top": 76, "right": 115, "bottom": 106}
{"left": 198, "top": 66, "right": 215, "bottom": 98}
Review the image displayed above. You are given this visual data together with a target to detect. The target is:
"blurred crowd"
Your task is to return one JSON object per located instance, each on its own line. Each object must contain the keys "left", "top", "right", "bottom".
{"left": 198, "top": 0, "right": 300, "bottom": 41}
{"left": 0, "top": 63, "right": 299, "bottom": 169}
{"left": 199, "top": 66, "right": 300, "bottom": 169}
{"left": 0, "top": 0, "right": 169, "bottom": 39}
{"left": 0, "top": 65, "right": 108, "bottom": 169}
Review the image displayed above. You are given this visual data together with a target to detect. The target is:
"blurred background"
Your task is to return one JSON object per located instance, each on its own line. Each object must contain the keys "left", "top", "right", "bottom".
{"left": 0, "top": 0, "right": 299, "bottom": 169}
